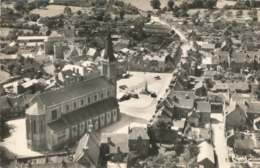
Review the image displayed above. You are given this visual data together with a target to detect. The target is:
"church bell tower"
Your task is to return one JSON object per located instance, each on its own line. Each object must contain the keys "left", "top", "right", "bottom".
{"left": 101, "top": 27, "right": 117, "bottom": 95}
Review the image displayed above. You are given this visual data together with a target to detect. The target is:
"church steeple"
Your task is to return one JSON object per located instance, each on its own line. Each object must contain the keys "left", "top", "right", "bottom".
{"left": 103, "top": 27, "right": 116, "bottom": 62}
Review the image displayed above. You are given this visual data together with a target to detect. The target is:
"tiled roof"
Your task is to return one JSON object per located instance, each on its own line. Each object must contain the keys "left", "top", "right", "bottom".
{"left": 47, "top": 97, "right": 118, "bottom": 131}
{"left": 129, "top": 127, "right": 149, "bottom": 140}
{"left": 37, "top": 76, "right": 113, "bottom": 107}
{"left": 100, "top": 133, "right": 129, "bottom": 154}
{"left": 196, "top": 101, "right": 211, "bottom": 113}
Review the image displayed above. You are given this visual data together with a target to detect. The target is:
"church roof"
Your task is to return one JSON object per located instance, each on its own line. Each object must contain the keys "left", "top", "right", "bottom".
{"left": 37, "top": 76, "right": 113, "bottom": 107}
{"left": 102, "top": 28, "right": 116, "bottom": 62}
{"left": 47, "top": 97, "right": 118, "bottom": 131}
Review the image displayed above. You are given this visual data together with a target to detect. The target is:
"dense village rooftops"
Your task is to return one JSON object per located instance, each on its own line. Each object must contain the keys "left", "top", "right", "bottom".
{"left": 36, "top": 76, "right": 113, "bottom": 107}
{"left": 129, "top": 127, "right": 149, "bottom": 140}
{"left": 74, "top": 129, "right": 101, "bottom": 167}
{"left": 100, "top": 133, "right": 129, "bottom": 154}
{"left": 197, "top": 141, "right": 215, "bottom": 164}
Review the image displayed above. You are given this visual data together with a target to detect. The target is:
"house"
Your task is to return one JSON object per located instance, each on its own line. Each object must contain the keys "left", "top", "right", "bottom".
{"left": 194, "top": 81, "right": 207, "bottom": 97}
{"left": 197, "top": 141, "right": 215, "bottom": 168}
{"left": 142, "top": 54, "right": 168, "bottom": 72}
{"left": 86, "top": 48, "right": 98, "bottom": 62}
{"left": 25, "top": 29, "right": 120, "bottom": 151}
{"left": 234, "top": 137, "right": 255, "bottom": 155}
{"left": 128, "top": 127, "right": 150, "bottom": 157}
{"left": 143, "top": 23, "right": 171, "bottom": 35}
{"left": 172, "top": 118, "right": 186, "bottom": 134}
{"left": 225, "top": 101, "right": 248, "bottom": 129}
{"left": 187, "top": 109, "right": 200, "bottom": 127}
{"left": 157, "top": 90, "right": 195, "bottom": 119}
{"left": 0, "top": 96, "right": 26, "bottom": 119}
{"left": 100, "top": 133, "right": 129, "bottom": 163}
{"left": 43, "top": 64, "right": 56, "bottom": 76}
{"left": 196, "top": 101, "right": 211, "bottom": 126}
{"left": 238, "top": 101, "right": 260, "bottom": 121}
{"left": 74, "top": 126, "right": 101, "bottom": 168}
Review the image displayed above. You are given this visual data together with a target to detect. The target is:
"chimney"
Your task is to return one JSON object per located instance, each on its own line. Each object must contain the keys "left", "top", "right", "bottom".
{"left": 185, "top": 94, "right": 189, "bottom": 99}
{"left": 73, "top": 68, "right": 75, "bottom": 72}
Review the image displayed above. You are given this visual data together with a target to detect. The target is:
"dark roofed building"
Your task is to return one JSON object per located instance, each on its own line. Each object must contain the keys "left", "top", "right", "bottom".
{"left": 128, "top": 127, "right": 150, "bottom": 157}
{"left": 234, "top": 138, "right": 255, "bottom": 155}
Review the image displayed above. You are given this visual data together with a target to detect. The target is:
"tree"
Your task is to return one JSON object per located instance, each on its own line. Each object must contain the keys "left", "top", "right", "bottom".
{"left": 14, "top": 1, "right": 26, "bottom": 11}
{"left": 167, "top": 0, "right": 174, "bottom": 11}
{"left": 77, "top": 10, "right": 82, "bottom": 15}
{"left": 64, "top": 6, "right": 72, "bottom": 16}
{"left": 150, "top": 0, "right": 161, "bottom": 9}
{"left": 203, "top": 0, "right": 217, "bottom": 9}
{"left": 119, "top": 9, "right": 125, "bottom": 21}
{"left": 179, "top": 2, "right": 189, "bottom": 12}
{"left": 28, "top": 2, "right": 36, "bottom": 11}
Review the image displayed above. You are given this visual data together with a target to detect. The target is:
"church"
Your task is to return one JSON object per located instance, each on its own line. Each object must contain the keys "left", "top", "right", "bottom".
{"left": 25, "top": 30, "right": 120, "bottom": 151}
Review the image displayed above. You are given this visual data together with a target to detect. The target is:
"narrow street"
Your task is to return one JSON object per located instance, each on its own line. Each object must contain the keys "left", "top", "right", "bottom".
{"left": 211, "top": 114, "right": 231, "bottom": 168}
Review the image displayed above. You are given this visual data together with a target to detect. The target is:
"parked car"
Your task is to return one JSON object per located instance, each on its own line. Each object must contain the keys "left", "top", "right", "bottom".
{"left": 119, "top": 94, "right": 131, "bottom": 102}
{"left": 119, "top": 85, "right": 127, "bottom": 90}
{"left": 154, "top": 76, "right": 161, "bottom": 80}
{"left": 129, "top": 93, "right": 139, "bottom": 99}
{"left": 122, "top": 73, "right": 130, "bottom": 78}
{"left": 151, "top": 92, "right": 157, "bottom": 98}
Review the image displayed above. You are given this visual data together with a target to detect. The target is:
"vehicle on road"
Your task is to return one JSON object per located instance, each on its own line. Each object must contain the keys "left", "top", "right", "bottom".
{"left": 119, "top": 85, "right": 127, "bottom": 90}
{"left": 154, "top": 76, "right": 161, "bottom": 80}
{"left": 129, "top": 93, "right": 139, "bottom": 99}
{"left": 119, "top": 93, "right": 131, "bottom": 102}
{"left": 151, "top": 92, "right": 157, "bottom": 98}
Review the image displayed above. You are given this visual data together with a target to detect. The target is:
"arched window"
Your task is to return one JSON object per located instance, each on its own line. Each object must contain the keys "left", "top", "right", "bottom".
{"left": 33, "top": 120, "right": 37, "bottom": 134}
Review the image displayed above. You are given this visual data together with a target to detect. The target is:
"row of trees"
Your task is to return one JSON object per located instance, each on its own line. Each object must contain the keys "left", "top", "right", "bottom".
{"left": 14, "top": 1, "right": 49, "bottom": 12}
{"left": 150, "top": 0, "right": 217, "bottom": 10}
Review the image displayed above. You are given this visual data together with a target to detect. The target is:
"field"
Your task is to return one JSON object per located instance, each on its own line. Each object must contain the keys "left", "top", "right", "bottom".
{"left": 30, "top": 5, "right": 91, "bottom": 17}
{"left": 0, "top": 28, "right": 33, "bottom": 38}
{"left": 0, "top": 70, "right": 11, "bottom": 83}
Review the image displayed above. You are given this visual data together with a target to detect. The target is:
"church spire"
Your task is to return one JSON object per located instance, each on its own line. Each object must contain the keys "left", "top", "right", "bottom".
{"left": 103, "top": 27, "right": 116, "bottom": 62}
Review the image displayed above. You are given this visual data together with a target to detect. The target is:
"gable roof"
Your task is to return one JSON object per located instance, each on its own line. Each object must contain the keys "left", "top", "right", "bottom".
{"left": 129, "top": 127, "right": 149, "bottom": 140}
{"left": 74, "top": 130, "right": 101, "bottom": 167}
{"left": 197, "top": 141, "right": 215, "bottom": 164}
{"left": 36, "top": 76, "right": 113, "bottom": 107}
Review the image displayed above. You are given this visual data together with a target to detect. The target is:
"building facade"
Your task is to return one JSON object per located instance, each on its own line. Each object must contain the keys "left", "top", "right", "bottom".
{"left": 25, "top": 30, "right": 120, "bottom": 151}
